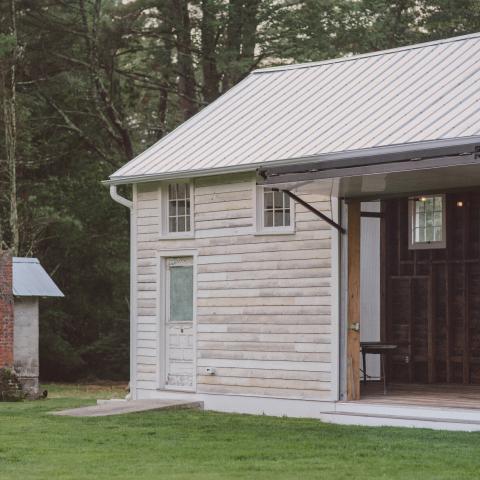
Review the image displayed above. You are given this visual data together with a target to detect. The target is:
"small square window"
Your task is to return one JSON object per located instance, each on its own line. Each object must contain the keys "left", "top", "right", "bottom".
{"left": 256, "top": 186, "right": 294, "bottom": 234}
{"left": 409, "top": 195, "right": 446, "bottom": 249}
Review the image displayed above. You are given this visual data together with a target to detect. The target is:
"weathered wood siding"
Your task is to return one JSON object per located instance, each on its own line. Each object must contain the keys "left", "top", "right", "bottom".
{"left": 135, "top": 173, "right": 334, "bottom": 400}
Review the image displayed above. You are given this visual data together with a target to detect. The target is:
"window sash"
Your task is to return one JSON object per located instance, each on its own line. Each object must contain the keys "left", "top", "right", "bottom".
{"left": 167, "top": 183, "right": 191, "bottom": 234}
{"left": 263, "top": 189, "right": 291, "bottom": 229}
{"left": 409, "top": 195, "right": 445, "bottom": 249}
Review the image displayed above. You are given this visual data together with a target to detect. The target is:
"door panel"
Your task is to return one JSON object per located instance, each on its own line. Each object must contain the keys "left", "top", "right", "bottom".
{"left": 165, "top": 257, "right": 195, "bottom": 389}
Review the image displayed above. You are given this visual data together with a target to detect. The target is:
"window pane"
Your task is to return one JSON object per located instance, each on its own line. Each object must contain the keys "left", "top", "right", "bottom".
{"left": 426, "top": 199, "right": 433, "bottom": 216}
{"left": 169, "top": 184, "right": 177, "bottom": 199}
{"left": 434, "top": 196, "right": 443, "bottom": 210}
{"left": 274, "top": 211, "right": 283, "bottom": 226}
{"left": 416, "top": 228, "right": 425, "bottom": 242}
{"left": 425, "top": 227, "right": 434, "bottom": 242}
{"left": 264, "top": 191, "right": 274, "bottom": 209}
{"left": 434, "top": 227, "right": 442, "bottom": 241}
{"left": 434, "top": 211, "right": 442, "bottom": 227}
{"left": 177, "top": 183, "right": 186, "bottom": 198}
{"left": 284, "top": 209, "right": 290, "bottom": 226}
{"left": 178, "top": 216, "right": 186, "bottom": 232}
{"left": 264, "top": 210, "right": 273, "bottom": 227}
{"left": 274, "top": 191, "right": 284, "bottom": 208}
{"left": 169, "top": 217, "right": 177, "bottom": 232}
{"left": 169, "top": 201, "right": 176, "bottom": 217}
{"left": 417, "top": 212, "right": 425, "bottom": 227}
{"left": 186, "top": 215, "right": 190, "bottom": 231}
{"left": 178, "top": 200, "right": 186, "bottom": 215}
{"left": 169, "top": 266, "right": 193, "bottom": 322}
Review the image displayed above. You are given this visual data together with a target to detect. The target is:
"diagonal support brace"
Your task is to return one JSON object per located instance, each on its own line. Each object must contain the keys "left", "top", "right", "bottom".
{"left": 271, "top": 188, "right": 346, "bottom": 234}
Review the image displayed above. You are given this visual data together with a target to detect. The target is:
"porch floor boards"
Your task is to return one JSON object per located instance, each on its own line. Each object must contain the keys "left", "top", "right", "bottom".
{"left": 359, "top": 382, "right": 480, "bottom": 409}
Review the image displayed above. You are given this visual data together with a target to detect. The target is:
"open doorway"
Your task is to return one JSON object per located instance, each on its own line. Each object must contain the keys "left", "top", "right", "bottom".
{"left": 346, "top": 191, "right": 480, "bottom": 405}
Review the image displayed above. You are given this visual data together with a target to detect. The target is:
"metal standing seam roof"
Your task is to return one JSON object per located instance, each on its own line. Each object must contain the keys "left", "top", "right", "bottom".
{"left": 109, "top": 32, "right": 480, "bottom": 185}
{"left": 12, "top": 257, "right": 64, "bottom": 297}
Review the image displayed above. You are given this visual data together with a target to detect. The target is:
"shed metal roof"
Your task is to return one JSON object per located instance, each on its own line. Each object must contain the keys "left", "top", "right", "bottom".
{"left": 13, "top": 257, "right": 64, "bottom": 297}
{"left": 109, "top": 32, "right": 480, "bottom": 185}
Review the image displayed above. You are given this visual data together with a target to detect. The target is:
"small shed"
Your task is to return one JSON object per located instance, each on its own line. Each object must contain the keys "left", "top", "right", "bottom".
{"left": 0, "top": 255, "right": 64, "bottom": 396}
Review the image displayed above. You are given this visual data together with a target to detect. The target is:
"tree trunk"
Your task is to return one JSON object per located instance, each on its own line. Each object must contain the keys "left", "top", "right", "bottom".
{"left": 201, "top": 0, "right": 220, "bottom": 103}
{"left": 3, "top": 0, "right": 19, "bottom": 255}
{"left": 157, "top": 23, "right": 174, "bottom": 139}
{"left": 222, "top": 0, "right": 243, "bottom": 91}
{"left": 240, "top": 0, "right": 260, "bottom": 70}
{"left": 171, "top": 0, "right": 197, "bottom": 120}
{"left": 79, "top": 0, "right": 134, "bottom": 160}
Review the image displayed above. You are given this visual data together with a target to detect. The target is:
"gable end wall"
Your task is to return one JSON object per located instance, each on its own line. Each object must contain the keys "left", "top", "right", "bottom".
{"left": 134, "top": 173, "right": 334, "bottom": 401}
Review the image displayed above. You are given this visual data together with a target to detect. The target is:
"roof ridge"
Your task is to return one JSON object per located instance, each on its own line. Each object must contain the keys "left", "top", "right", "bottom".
{"left": 253, "top": 32, "right": 480, "bottom": 73}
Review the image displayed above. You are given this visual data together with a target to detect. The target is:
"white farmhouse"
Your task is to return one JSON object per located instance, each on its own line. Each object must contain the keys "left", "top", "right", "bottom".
{"left": 107, "top": 33, "right": 480, "bottom": 430}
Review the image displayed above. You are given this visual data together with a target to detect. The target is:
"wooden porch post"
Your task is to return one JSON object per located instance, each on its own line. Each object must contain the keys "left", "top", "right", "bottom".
{"left": 347, "top": 200, "right": 361, "bottom": 401}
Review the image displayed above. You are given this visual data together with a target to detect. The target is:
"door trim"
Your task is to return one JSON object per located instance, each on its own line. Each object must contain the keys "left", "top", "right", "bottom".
{"left": 157, "top": 249, "right": 198, "bottom": 392}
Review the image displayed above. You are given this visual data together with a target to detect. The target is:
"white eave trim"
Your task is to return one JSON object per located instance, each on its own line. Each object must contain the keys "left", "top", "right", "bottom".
{"left": 103, "top": 136, "right": 480, "bottom": 186}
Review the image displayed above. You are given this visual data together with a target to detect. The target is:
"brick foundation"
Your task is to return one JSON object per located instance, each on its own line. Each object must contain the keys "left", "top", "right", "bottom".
{"left": 0, "top": 251, "right": 14, "bottom": 368}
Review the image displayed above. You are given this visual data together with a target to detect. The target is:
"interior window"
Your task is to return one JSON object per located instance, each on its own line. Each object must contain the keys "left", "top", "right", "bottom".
{"left": 409, "top": 195, "right": 446, "bottom": 249}
{"left": 168, "top": 183, "right": 191, "bottom": 233}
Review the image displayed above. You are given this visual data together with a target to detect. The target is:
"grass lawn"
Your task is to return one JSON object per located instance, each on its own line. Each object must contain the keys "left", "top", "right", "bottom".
{"left": 1, "top": 384, "right": 480, "bottom": 479}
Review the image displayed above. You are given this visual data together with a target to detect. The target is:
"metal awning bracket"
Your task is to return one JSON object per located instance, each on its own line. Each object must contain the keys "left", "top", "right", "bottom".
{"left": 271, "top": 188, "right": 346, "bottom": 234}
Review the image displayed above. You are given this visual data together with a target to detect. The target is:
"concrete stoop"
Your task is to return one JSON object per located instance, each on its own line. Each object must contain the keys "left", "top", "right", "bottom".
{"left": 52, "top": 398, "right": 204, "bottom": 417}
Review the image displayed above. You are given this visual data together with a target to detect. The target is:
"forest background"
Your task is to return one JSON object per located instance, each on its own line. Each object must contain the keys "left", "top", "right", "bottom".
{"left": 0, "top": 0, "right": 478, "bottom": 380}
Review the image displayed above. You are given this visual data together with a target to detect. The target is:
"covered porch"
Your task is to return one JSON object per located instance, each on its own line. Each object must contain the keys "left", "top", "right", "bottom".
{"left": 260, "top": 139, "right": 480, "bottom": 430}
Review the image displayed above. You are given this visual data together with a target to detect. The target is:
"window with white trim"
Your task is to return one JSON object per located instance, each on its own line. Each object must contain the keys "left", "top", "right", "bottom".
{"left": 409, "top": 195, "right": 446, "bottom": 249}
{"left": 256, "top": 187, "right": 294, "bottom": 233}
{"left": 161, "top": 182, "right": 193, "bottom": 236}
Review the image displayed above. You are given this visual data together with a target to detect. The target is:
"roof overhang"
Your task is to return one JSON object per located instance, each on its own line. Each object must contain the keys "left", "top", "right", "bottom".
{"left": 258, "top": 140, "right": 480, "bottom": 200}
{"left": 105, "top": 137, "right": 480, "bottom": 187}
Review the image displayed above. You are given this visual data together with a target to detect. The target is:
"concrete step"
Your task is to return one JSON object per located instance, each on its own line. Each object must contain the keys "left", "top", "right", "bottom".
{"left": 334, "top": 401, "right": 480, "bottom": 422}
{"left": 319, "top": 411, "right": 480, "bottom": 431}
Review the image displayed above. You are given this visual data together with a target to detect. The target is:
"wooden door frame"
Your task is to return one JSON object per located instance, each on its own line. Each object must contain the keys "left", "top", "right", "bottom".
{"left": 157, "top": 249, "right": 198, "bottom": 392}
{"left": 346, "top": 200, "right": 361, "bottom": 400}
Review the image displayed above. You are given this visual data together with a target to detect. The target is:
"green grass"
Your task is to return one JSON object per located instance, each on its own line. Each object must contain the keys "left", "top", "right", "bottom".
{"left": 1, "top": 384, "right": 480, "bottom": 479}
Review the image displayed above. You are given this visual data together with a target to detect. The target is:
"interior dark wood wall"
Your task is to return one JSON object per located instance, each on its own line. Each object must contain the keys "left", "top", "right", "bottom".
{"left": 383, "top": 192, "right": 480, "bottom": 384}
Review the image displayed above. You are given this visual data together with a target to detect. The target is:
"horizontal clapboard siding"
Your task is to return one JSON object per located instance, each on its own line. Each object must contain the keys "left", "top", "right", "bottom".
{"left": 134, "top": 173, "right": 333, "bottom": 400}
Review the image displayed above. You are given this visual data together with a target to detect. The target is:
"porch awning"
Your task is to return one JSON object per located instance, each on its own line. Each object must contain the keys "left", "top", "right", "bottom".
{"left": 258, "top": 140, "right": 480, "bottom": 200}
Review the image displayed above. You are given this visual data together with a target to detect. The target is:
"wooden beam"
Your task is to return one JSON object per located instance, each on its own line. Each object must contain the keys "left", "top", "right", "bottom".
{"left": 347, "top": 200, "right": 361, "bottom": 401}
